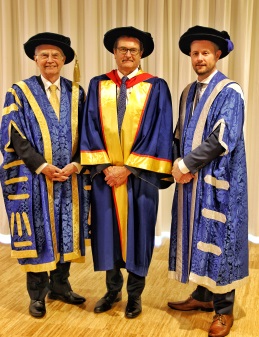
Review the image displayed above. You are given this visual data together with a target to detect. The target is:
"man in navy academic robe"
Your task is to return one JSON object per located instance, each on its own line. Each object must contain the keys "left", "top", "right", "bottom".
{"left": 80, "top": 26, "right": 173, "bottom": 318}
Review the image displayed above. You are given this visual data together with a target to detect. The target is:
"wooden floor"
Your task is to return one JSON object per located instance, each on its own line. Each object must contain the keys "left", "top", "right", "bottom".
{"left": 0, "top": 239, "right": 258, "bottom": 337}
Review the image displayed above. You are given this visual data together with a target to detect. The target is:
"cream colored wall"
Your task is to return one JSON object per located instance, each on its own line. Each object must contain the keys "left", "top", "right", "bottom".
{"left": 0, "top": 0, "right": 258, "bottom": 241}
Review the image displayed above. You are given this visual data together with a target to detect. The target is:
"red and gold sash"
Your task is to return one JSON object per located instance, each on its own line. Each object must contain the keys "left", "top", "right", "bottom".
{"left": 99, "top": 74, "right": 153, "bottom": 261}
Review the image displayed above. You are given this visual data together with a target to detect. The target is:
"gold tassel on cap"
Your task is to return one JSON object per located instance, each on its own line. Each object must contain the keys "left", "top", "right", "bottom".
{"left": 73, "top": 52, "right": 80, "bottom": 82}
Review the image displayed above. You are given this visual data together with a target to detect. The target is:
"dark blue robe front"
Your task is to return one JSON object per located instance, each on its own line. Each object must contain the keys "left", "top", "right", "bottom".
{"left": 80, "top": 71, "right": 173, "bottom": 277}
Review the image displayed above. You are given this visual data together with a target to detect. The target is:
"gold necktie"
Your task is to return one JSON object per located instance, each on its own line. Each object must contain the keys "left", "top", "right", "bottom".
{"left": 49, "top": 84, "right": 60, "bottom": 119}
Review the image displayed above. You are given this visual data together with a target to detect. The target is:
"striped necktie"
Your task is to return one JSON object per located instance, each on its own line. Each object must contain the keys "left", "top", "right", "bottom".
{"left": 49, "top": 84, "right": 60, "bottom": 119}
{"left": 117, "top": 76, "right": 128, "bottom": 133}
{"left": 193, "top": 82, "right": 205, "bottom": 110}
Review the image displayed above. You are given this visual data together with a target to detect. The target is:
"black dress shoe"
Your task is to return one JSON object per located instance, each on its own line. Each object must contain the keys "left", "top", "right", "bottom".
{"left": 94, "top": 291, "right": 122, "bottom": 313}
{"left": 29, "top": 300, "right": 46, "bottom": 318}
{"left": 48, "top": 290, "right": 86, "bottom": 304}
{"left": 125, "top": 296, "right": 142, "bottom": 318}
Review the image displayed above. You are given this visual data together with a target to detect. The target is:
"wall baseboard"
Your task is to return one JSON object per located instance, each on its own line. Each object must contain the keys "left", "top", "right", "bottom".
{"left": 248, "top": 234, "right": 259, "bottom": 244}
{"left": 155, "top": 231, "right": 170, "bottom": 246}
{"left": 0, "top": 234, "right": 11, "bottom": 244}
{"left": 0, "top": 232, "right": 258, "bottom": 245}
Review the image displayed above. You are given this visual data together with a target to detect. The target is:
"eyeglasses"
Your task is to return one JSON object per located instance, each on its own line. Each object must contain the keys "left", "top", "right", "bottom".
{"left": 117, "top": 47, "right": 140, "bottom": 56}
{"left": 35, "top": 53, "right": 64, "bottom": 60}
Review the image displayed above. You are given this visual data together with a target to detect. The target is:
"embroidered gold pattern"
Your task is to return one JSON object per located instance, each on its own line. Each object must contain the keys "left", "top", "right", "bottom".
{"left": 5, "top": 177, "right": 28, "bottom": 185}
{"left": 71, "top": 82, "right": 79, "bottom": 158}
{"left": 9, "top": 121, "right": 26, "bottom": 138}
{"left": 2, "top": 103, "right": 19, "bottom": 116}
{"left": 81, "top": 149, "right": 110, "bottom": 165}
{"left": 18, "top": 259, "right": 62, "bottom": 272}
{"left": 10, "top": 213, "right": 15, "bottom": 236}
{"left": 11, "top": 249, "right": 38, "bottom": 259}
{"left": 3, "top": 160, "right": 24, "bottom": 169}
{"left": 126, "top": 152, "right": 172, "bottom": 174}
{"left": 4, "top": 121, "right": 26, "bottom": 153}
{"left": 11, "top": 81, "right": 83, "bottom": 262}
{"left": 8, "top": 194, "right": 30, "bottom": 200}
{"left": 71, "top": 174, "right": 80, "bottom": 257}
{"left": 98, "top": 78, "right": 153, "bottom": 261}
{"left": 16, "top": 81, "right": 58, "bottom": 258}
{"left": 8, "top": 87, "right": 22, "bottom": 106}
{"left": 14, "top": 241, "right": 33, "bottom": 247}
{"left": 22, "top": 212, "right": 32, "bottom": 236}
{"left": 70, "top": 83, "right": 81, "bottom": 257}
{"left": 16, "top": 212, "right": 22, "bottom": 236}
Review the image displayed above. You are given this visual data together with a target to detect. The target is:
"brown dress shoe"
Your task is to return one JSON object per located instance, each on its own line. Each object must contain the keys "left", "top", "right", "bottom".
{"left": 168, "top": 295, "right": 214, "bottom": 312}
{"left": 209, "top": 314, "right": 234, "bottom": 337}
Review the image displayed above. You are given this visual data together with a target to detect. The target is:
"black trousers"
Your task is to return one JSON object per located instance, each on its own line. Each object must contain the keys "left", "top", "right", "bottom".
{"left": 192, "top": 285, "right": 235, "bottom": 314}
{"left": 106, "top": 262, "right": 145, "bottom": 298}
{"left": 27, "top": 262, "right": 72, "bottom": 300}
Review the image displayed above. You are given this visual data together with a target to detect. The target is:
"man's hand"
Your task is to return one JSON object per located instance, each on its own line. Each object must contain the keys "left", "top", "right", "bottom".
{"left": 42, "top": 164, "right": 66, "bottom": 181}
{"left": 60, "top": 163, "right": 78, "bottom": 177}
{"left": 171, "top": 160, "right": 194, "bottom": 184}
{"left": 41, "top": 164, "right": 77, "bottom": 182}
{"left": 104, "top": 166, "right": 131, "bottom": 187}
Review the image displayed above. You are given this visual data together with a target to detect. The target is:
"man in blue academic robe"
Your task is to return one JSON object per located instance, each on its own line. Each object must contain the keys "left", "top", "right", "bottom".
{"left": 80, "top": 26, "right": 173, "bottom": 318}
{"left": 0, "top": 33, "right": 90, "bottom": 317}
{"left": 168, "top": 26, "right": 248, "bottom": 337}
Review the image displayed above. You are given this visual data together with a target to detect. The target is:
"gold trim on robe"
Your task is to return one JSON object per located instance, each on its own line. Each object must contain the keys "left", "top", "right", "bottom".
{"left": 8, "top": 194, "right": 30, "bottom": 200}
{"left": 5, "top": 177, "right": 28, "bottom": 185}
{"left": 8, "top": 87, "right": 22, "bottom": 107}
{"left": 3, "top": 103, "right": 19, "bottom": 116}
{"left": 67, "top": 82, "right": 81, "bottom": 261}
{"left": 99, "top": 80, "right": 152, "bottom": 261}
{"left": 3, "top": 160, "right": 24, "bottom": 169}
{"left": 14, "top": 241, "right": 33, "bottom": 247}
{"left": 81, "top": 149, "right": 110, "bottom": 164}
{"left": 4, "top": 121, "right": 26, "bottom": 153}
{"left": 5, "top": 80, "right": 83, "bottom": 268}
{"left": 22, "top": 212, "right": 32, "bottom": 236}
{"left": 16, "top": 81, "right": 58, "bottom": 259}
{"left": 71, "top": 82, "right": 79, "bottom": 158}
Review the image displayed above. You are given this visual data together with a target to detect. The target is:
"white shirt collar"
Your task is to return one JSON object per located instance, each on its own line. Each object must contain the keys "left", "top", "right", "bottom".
{"left": 117, "top": 68, "right": 139, "bottom": 80}
{"left": 41, "top": 75, "right": 61, "bottom": 91}
{"left": 198, "top": 69, "right": 218, "bottom": 85}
